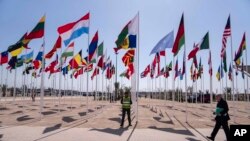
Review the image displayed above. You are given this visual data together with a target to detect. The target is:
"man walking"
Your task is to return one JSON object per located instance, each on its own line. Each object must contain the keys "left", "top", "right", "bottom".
{"left": 120, "top": 91, "right": 132, "bottom": 127}
{"left": 207, "top": 94, "right": 230, "bottom": 141}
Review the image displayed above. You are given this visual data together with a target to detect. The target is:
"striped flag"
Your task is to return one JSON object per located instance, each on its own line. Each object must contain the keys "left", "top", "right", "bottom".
{"left": 220, "top": 16, "right": 231, "bottom": 57}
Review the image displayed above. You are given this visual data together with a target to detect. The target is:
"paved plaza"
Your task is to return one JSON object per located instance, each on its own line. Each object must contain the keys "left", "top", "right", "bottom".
{"left": 0, "top": 97, "right": 249, "bottom": 141}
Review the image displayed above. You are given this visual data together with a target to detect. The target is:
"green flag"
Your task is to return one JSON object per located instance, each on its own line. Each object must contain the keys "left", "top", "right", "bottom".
{"left": 200, "top": 32, "right": 209, "bottom": 50}
{"left": 97, "top": 42, "right": 104, "bottom": 57}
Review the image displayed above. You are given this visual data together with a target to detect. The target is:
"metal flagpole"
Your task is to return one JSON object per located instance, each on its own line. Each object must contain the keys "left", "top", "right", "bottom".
{"left": 229, "top": 16, "right": 236, "bottom": 122}
{"left": 136, "top": 12, "right": 140, "bottom": 122}
{"left": 86, "top": 11, "right": 90, "bottom": 114}
{"left": 164, "top": 52, "right": 167, "bottom": 104}
{"left": 245, "top": 33, "right": 249, "bottom": 102}
{"left": 58, "top": 42, "right": 63, "bottom": 113}
{"left": 40, "top": 37, "right": 45, "bottom": 119}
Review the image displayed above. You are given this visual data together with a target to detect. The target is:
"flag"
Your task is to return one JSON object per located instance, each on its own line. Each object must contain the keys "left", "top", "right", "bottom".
{"left": 84, "top": 63, "right": 93, "bottom": 72}
{"left": 166, "top": 61, "right": 172, "bottom": 71}
{"left": 97, "top": 42, "right": 104, "bottom": 57}
{"left": 74, "top": 67, "right": 84, "bottom": 79}
{"left": 141, "top": 64, "right": 150, "bottom": 78}
{"left": 58, "top": 13, "right": 89, "bottom": 46}
{"left": 0, "top": 51, "right": 8, "bottom": 65}
{"left": 174, "top": 59, "right": 178, "bottom": 80}
{"left": 33, "top": 44, "right": 44, "bottom": 69}
{"left": 88, "top": 31, "right": 98, "bottom": 62}
{"left": 220, "top": 16, "right": 231, "bottom": 57}
{"left": 208, "top": 50, "right": 212, "bottom": 76}
{"left": 220, "top": 61, "right": 224, "bottom": 79}
{"left": 235, "top": 51, "right": 241, "bottom": 67}
{"left": 45, "top": 54, "right": 58, "bottom": 73}
{"left": 45, "top": 36, "right": 62, "bottom": 59}
{"left": 7, "top": 33, "right": 29, "bottom": 57}
{"left": 172, "top": 14, "right": 185, "bottom": 56}
{"left": 188, "top": 43, "right": 199, "bottom": 60}
{"left": 122, "top": 49, "right": 135, "bottom": 66}
{"left": 91, "top": 67, "right": 99, "bottom": 80}
{"left": 149, "top": 30, "right": 174, "bottom": 55}
{"left": 193, "top": 55, "right": 198, "bottom": 69}
{"left": 61, "top": 42, "right": 74, "bottom": 59}
{"left": 26, "top": 15, "right": 45, "bottom": 40}
{"left": 8, "top": 56, "right": 17, "bottom": 70}
{"left": 228, "top": 63, "right": 232, "bottom": 81}
{"left": 21, "top": 51, "right": 33, "bottom": 64}
{"left": 23, "top": 65, "right": 34, "bottom": 75}
{"left": 114, "top": 14, "right": 138, "bottom": 53}
{"left": 223, "top": 51, "right": 227, "bottom": 72}
{"left": 69, "top": 50, "right": 82, "bottom": 69}
{"left": 16, "top": 57, "right": 24, "bottom": 68}
{"left": 182, "top": 51, "right": 185, "bottom": 76}
{"left": 199, "top": 32, "right": 210, "bottom": 50}
{"left": 234, "top": 33, "right": 246, "bottom": 62}
{"left": 62, "top": 65, "right": 71, "bottom": 76}
{"left": 216, "top": 66, "right": 221, "bottom": 81}
{"left": 97, "top": 55, "right": 104, "bottom": 68}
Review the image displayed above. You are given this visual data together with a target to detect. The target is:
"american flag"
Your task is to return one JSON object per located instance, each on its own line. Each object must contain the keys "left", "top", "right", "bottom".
{"left": 221, "top": 16, "right": 231, "bottom": 57}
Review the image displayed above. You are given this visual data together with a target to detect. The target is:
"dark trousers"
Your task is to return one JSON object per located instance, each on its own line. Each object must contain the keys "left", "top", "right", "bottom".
{"left": 120, "top": 108, "right": 131, "bottom": 126}
{"left": 211, "top": 119, "right": 230, "bottom": 141}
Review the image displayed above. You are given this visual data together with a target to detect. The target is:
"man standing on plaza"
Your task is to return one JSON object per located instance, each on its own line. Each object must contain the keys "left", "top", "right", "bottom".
{"left": 120, "top": 90, "right": 132, "bottom": 127}
{"left": 207, "top": 94, "right": 230, "bottom": 141}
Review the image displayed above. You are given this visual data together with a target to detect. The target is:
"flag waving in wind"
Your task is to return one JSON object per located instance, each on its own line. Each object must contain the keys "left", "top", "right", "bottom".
{"left": 220, "top": 16, "right": 231, "bottom": 57}
{"left": 150, "top": 30, "right": 174, "bottom": 55}
{"left": 172, "top": 14, "right": 185, "bottom": 56}
{"left": 58, "top": 13, "right": 89, "bottom": 46}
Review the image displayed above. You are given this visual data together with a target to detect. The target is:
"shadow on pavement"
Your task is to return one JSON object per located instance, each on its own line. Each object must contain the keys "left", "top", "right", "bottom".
{"left": 78, "top": 112, "right": 86, "bottom": 117}
{"left": 10, "top": 111, "right": 23, "bottom": 114}
{"left": 41, "top": 111, "right": 56, "bottom": 115}
{"left": 153, "top": 117, "right": 173, "bottom": 124}
{"left": 0, "top": 107, "right": 9, "bottom": 110}
{"left": 148, "top": 126, "right": 194, "bottom": 136}
{"left": 185, "top": 137, "right": 202, "bottom": 141}
{"left": 43, "top": 124, "right": 62, "bottom": 134}
{"left": 16, "top": 115, "right": 34, "bottom": 122}
{"left": 108, "top": 118, "right": 120, "bottom": 123}
{"left": 50, "top": 109, "right": 66, "bottom": 112}
{"left": 0, "top": 134, "right": 3, "bottom": 139}
{"left": 67, "top": 107, "right": 76, "bottom": 109}
{"left": 90, "top": 127, "right": 129, "bottom": 136}
{"left": 62, "top": 116, "right": 76, "bottom": 123}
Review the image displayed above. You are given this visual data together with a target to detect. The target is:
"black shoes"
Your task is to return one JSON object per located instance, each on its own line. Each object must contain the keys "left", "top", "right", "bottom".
{"left": 206, "top": 136, "right": 214, "bottom": 141}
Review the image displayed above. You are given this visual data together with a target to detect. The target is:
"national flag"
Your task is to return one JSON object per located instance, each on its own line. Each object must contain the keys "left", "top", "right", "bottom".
{"left": 150, "top": 30, "right": 174, "bottom": 55}
{"left": 58, "top": 13, "right": 89, "bottom": 46}
{"left": 16, "top": 57, "right": 24, "bottom": 68}
{"left": 62, "top": 65, "right": 71, "bottom": 76}
{"left": 21, "top": 51, "right": 33, "bottom": 64}
{"left": 45, "top": 54, "right": 58, "bottom": 73}
{"left": 182, "top": 51, "right": 185, "bottom": 76}
{"left": 97, "top": 42, "right": 104, "bottom": 57}
{"left": 0, "top": 51, "right": 8, "bottom": 65}
{"left": 172, "top": 14, "right": 185, "bottom": 56}
{"left": 199, "top": 32, "right": 210, "bottom": 50}
{"left": 114, "top": 14, "right": 138, "bottom": 53}
{"left": 88, "top": 31, "right": 98, "bottom": 62}
{"left": 188, "top": 43, "right": 199, "bottom": 60}
{"left": 141, "top": 65, "right": 150, "bottom": 78}
{"left": 23, "top": 65, "right": 34, "bottom": 75}
{"left": 45, "top": 36, "right": 62, "bottom": 59}
{"left": 174, "top": 59, "right": 178, "bottom": 80}
{"left": 223, "top": 51, "right": 227, "bottom": 72}
{"left": 235, "top": 51, "right": 241, "bottom": 67}
{"left": 220, "top": 61, "right": 224, "bottom": 79}
{"left": 69, "top": 50, "right": 82, "bottom": 69}
{"left": 228, "top": 63, "right": 232, "bottom": 81}
{"left": 242, "top": 59, "right": 245, "bottom": 79}
{"left": 74, "top": 67, "right": 84, "bottom": 79}
{"left": 7, "top": 33, "right": 29, "bottom": 57}
{"left": 150, "top": 62, "right": 155, "bottom": 78}
{"left": 97, "top": 55, "right": 104, "bottom": 68}
{"left": 33, "top": 44, "right": 44, "bottom": 69}
{"left": 216, "top": 66, "right": 221, "bottom": 81}
{"left": 7, "top": 56, "right": 17, "bottom": 70}
{"left": 220, "top": 16, "right": 231, "bottom": 57}
{"left": 234, "top": 33, "right": 246, "bottom": 62}
{"left": 61, "top": 42, "right": 74, "bottom": 61}
{"left": 193, "top": 55, "right": 198, "bottom": 69}
{"left": 208, "top": 50, "right": 212, "bottom": 76}
{"left": 91, "top": 67, "right": 99, "bottom": 80}
{"left": 26, "top": 15, "right": 45, "bottom": 40}
{"left": 122, "top": 49, "right": 135, "bottom": 66}
{"left": 84, "top": 63, "right": 93, "bottom": 72}
{"left": 166, "top": 61, "right": 172, "bottom": 71}
{"left": 126, "top": 63, "right": 134, "bottom": 79}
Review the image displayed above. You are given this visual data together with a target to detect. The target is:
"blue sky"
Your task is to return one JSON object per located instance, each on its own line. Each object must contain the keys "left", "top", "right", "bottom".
{"left": 0, "top": 0, "right": 249, "bottom": 93}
